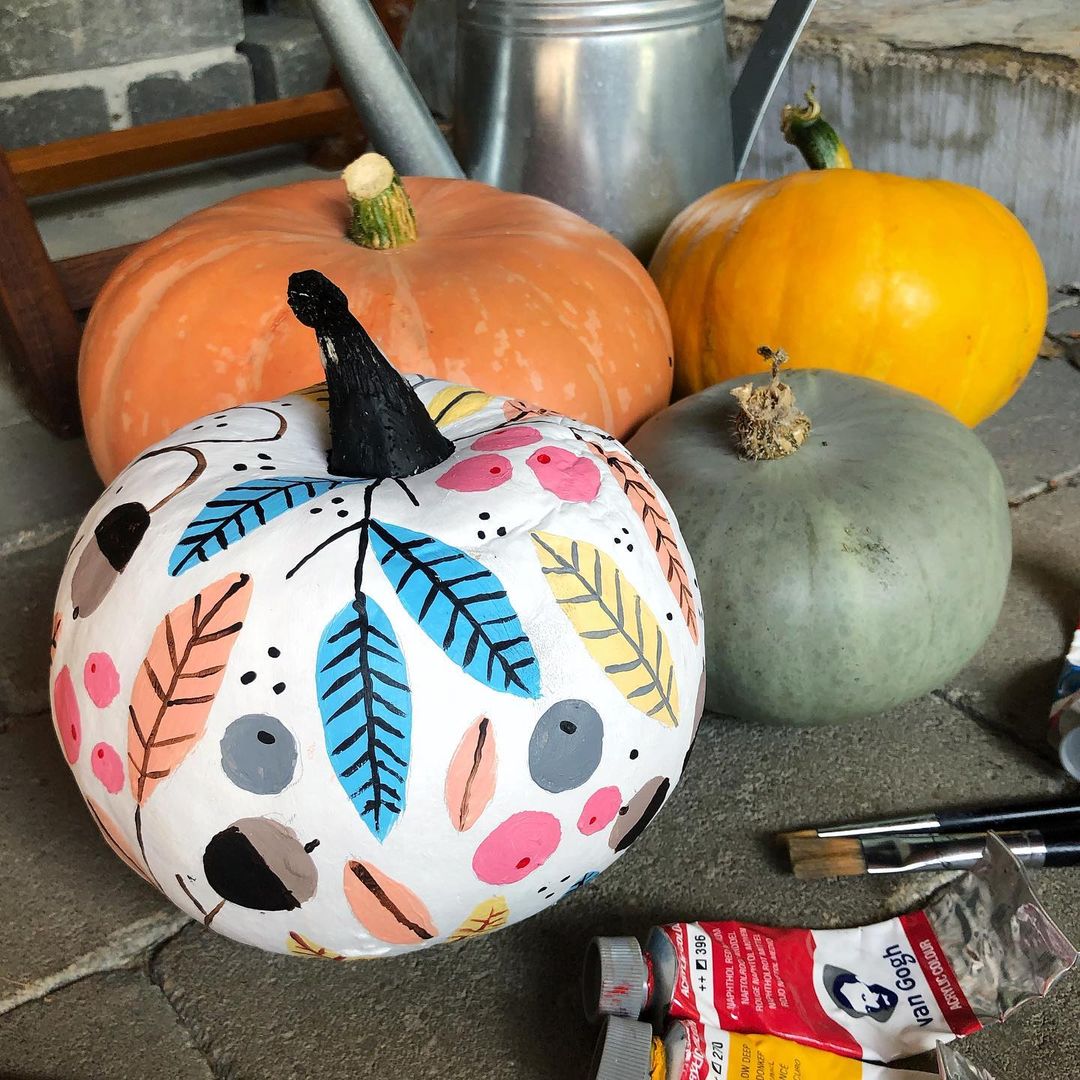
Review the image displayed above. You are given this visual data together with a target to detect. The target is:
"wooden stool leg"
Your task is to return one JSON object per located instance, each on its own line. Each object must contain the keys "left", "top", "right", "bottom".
{"left": 0, "top": 149, "right": 82, "bottom": 438}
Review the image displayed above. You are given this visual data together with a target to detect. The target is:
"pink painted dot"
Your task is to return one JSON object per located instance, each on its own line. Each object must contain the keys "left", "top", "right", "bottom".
{"left": 578, "top": 787, "right": 623, "bottom": 835}
{"left": 436, "top": 454, "right": 513, "bottom": 492}
{"left": 91, "top": 742, "right": 125, "bottom": 794}
{"left": 472, "top": 811, "right": 562, "bottom": 885}
{"left": 83, "top": 651, "right": 120, "bottom": 708}
{"left": 52, "top": 666, "right": 81, "bottom": 765}
{"left": 472, "top": 426, "right": 542, "bottom": 451}
{"left": 527, "top": 446, "right": 601, "bottom": 502}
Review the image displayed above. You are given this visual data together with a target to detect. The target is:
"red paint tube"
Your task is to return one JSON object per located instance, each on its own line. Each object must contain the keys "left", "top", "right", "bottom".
{"left": 589, "top": 1017, "right": 996, "bottom": 1080}
{"left": 583, "top": 836, "right": 1076, "bottom": 1062}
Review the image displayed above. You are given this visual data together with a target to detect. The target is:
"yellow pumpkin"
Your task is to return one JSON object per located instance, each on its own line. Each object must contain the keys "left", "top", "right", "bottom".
{"left": 650, "top": 92, "right": 1047, "bottom": 426}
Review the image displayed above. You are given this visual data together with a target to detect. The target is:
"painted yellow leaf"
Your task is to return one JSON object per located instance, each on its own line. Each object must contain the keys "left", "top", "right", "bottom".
{"left": 426, "top": 384, "right": 492, "bottom": 429}
{"left": 532, "top": 531, "right": 679, "bottom": 728}
{"left": 449, "top": 896, "right": 510, "bottom": 941}
{"left": 296, "top": 382, "right": 329, "bottom": 409}
{"left": 286, "top": 932, "right": 344, "bottom": 959}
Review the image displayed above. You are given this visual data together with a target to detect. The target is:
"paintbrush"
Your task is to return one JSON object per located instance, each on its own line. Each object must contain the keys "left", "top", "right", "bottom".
{"left": 788, "top": 828, "right": 1080, "bottom": 879}
{"left": 778, "top": 793, "right": 1080, "bottom": 844}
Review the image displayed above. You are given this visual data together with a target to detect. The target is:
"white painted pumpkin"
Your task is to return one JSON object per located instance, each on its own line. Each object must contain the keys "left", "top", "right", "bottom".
{"left": 50, "top": 272, "right": 704, "bottom": 957}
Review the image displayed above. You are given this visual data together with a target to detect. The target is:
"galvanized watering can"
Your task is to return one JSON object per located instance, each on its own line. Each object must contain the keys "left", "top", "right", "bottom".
{"left": 307, "top": 0, "right": 816, "bottom": 258}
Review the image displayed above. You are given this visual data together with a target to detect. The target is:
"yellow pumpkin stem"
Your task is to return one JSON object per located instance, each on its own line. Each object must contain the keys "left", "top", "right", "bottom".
{"left": 343, "top": 153, "right": 419, "bottom": 249}
{"left": 730, "top": 347, "right": 811, "bottom": 460}
{"left": 780, "top": 88, "right": 853, "bottom": 171}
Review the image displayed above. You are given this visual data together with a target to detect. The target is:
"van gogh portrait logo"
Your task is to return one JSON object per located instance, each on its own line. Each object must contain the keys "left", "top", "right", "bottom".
{"left": 822, "top": 964, "right": 899, "bottom": 1022}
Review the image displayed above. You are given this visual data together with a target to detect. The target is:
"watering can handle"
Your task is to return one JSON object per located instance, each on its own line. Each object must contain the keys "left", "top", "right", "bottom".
{"left": 306, "top": 0, "right": 465, "bottom": 179}
{"left": 730, "top": 0, "right": 818, "bottom": 179}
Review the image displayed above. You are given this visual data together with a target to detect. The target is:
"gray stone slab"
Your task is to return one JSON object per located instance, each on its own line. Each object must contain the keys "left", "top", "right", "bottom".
{"left": 977, "top": 358, "right": 1080, "bottom": 503}
{"left": 0, "top": 970, "right": 212, "bottom": 1080}
{"left": 0, "top": 420, "right": 101, "bottom": 543}
{"left": 944, "top": 484, "right": 1080, "bottom": 757}
{"left": 127, "top": 57, "right": 254, "bottom": 128}
{"left": 0, "top": 84, "right": 110, "bottom": 150}
{"left": 240, "top": 14, "right": 331, "bottom": 103}
{"left": 152, "top": 694, "right": 1076, "bottom": 1079}
{"left": 0, "top": 715, "right": 173, "bottom": 993}
{"left": 0, "top": 531, "right": 71, "bottom": 717}
{"left": 0, "top": 0, "right": 243, "bottom": 81}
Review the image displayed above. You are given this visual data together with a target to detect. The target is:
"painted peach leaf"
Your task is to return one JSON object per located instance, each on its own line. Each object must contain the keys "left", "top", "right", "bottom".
{"left": 128, "top": 572, "right": 252, "bottom": 806}
{"left": 445, "top": 715, "right": 497, "bottom": 832}
{"left": 344, "top": 859, "right": 438, "bottom": 946}
{"left": 584, "top": 440, "right": 699, "bottom": 643}
{"left": 85, "top": 797, "right": 153, "bottom": 885}
{"left": 449, "top": 896, "right": 510, "bottom": 941}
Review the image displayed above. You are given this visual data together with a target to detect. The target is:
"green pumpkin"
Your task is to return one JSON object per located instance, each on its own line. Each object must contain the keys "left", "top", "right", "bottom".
{"left": 630, "top": 367, "right": 1011, "bottom": 726}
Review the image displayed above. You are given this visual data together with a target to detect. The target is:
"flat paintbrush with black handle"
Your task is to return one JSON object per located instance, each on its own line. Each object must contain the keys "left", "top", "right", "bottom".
{"left": 788, "top": 827, "right": 1080, "bottom": 879}
{"left": 779, "top": 793, "right": 1080, "bottom": 843}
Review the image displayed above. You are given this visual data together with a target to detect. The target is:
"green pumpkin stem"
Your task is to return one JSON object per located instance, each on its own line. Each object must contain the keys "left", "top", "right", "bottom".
{"left": 343, "top": 153, "right": 418, "bottom": 249}
{"left": 730, "top": 347, "right": 811, "bottom": 460}
{"left": 781, "top": 88, "right": 854, "bottom": 171}
{"left": 286, "top": 270, "right": 453, "bottom": 478}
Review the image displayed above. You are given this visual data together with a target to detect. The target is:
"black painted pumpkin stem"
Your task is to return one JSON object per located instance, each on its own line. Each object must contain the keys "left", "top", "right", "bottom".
{"left": 730, "top": 346, "right": 811, "bottom": 460}
{"left": 287, "top": 270, "right": 454, "bottom": 478}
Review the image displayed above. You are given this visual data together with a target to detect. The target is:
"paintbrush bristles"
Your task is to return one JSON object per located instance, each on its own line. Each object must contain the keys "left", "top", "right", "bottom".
{"left": 788, "top": 837, "right": 867, "bottom": 879}
{"left": 777, "top": 829, "right": 817, "bottom": 845}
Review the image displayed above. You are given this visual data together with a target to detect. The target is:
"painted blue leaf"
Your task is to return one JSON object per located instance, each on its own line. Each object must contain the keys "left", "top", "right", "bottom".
{"left": 368, "top": 520, "right": 540, "bottom": 699}
{"left": 316, "top": 594, "right": 411, "bottom": 842}
{"left": 169, "top": 476, "right": 362, "bottom": 576}
{"left": 562, "top": 871, "right": 599, "bottom": 899}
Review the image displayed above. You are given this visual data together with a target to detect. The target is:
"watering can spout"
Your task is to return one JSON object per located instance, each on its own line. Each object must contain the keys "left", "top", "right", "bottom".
{"left": 729, "top": 0, "right": 818, "bottom": 179}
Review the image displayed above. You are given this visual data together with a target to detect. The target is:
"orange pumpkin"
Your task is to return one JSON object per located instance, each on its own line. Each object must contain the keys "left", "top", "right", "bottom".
{"left": 650, "top": 93, "right": 1046, "bottom": 426}
{"left": 80, "top": 154, "right": 673, "bottom": 481}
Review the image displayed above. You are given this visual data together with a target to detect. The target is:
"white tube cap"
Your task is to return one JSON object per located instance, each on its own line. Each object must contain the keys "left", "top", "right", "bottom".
{"left": 583, "top": 936, "right": 649, "bottom": 1023}
{"left": 588, "top": 1017, "right": 655, "bottom": 1080}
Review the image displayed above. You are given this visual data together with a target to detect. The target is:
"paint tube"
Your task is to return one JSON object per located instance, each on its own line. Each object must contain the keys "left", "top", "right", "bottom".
{"left": 584, "top": 835, "right": 1076, "bottom": 1062}
{"left": 588, "top": 1017, "right": 996, "bottom": 1080}
{"left": 1049, "top": 616, "right": 1080, "bottom": 779}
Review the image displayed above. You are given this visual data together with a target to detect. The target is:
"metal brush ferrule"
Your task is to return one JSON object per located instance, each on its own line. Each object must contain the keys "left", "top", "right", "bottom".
{"left": 863, "top": 831, "right": 1047, "bottom": 874}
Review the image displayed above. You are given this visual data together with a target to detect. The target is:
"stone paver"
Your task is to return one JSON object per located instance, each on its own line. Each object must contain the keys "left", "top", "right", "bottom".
{"left": 0, "top": 530, "right": 73, "bottom": 717}
{"left": 0, "top": 970, "right": 212, "bottom": 1080}
{"left": 151, "top": 694, "right": 1077, "bottom": 1080}
{"left": 0, "top": 715, "right": 175, "bottom": 997}
{"left": 977, "top": 358, "right": 1080, "bottom": 503}
{"left": 945, "top": 484, "right": 1080, "bottom": 754}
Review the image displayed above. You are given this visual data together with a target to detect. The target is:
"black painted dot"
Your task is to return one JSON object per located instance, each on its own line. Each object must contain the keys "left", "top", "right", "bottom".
{"left": 331, "top": 497, "right": 344, "bottom": 504}
{"left": 337, "top": 509, "right": 349, "bottom": 518}
{"left": 560, "top": 875, "right": 570, "bottom": 883}
{"left": 626, "top": 543, "right": 634, "bottom": 552}
{"left": 215, "top": 415, "right": 227, "bottom": 420}
{"left": 257, "top": 453, "right": 271, "bottom": 461}
{"left": 72, "top": 605, "right": 80, "bottom": 619}
{"left": 537, "top": 886, "right": 545, "bottom": 894}
{"left": 259, "top": 465, "right": 275, "bottom": 471}
{"left": 614, "top": 537, "right": 621, "bottom": 545}
{"left": 268, "top": 647, "right": 280, "bottom": 658}
{"left": 240, "top": 671, "right": 256, "bottom": 685}
{"left": 233, "top": 463, "right": 247, "bottom": 471}
{"left": 477, "top": 530, "right": 486, "bottom": 539}
{"left": 497, "top": 527, "right": 507, "bottom": 537}
{"left": 216, "top": 423, "right": 227, "bottom": 429}
{"left": 281, "top": 402, "right": 293, "bottom": 407}
{"left": 193, "top": 425, "right": 204, "bottom": 431}
{"left": 559, "top": 720, "right": 577, "bottom": 735}
{"left": 629, "top": 749, "right": 639, "bottom": 760}
{"left": 622, "top": 527, "right": 630, "bottom": 535}
{"left": 273, "top": 682, "right": 286, "bottom": 695}
{"left": 666, "top": 612, "right": 673, "bottom": 621}
{"left": 116, "top": 485, "right": 123, "bottom": 493}
{"left": 479, "top": 512, "right": 490, "bottom": 520}
{"left": 310, "top": 507, "right": 323, "bottom": 514}
{"left": 822, "top": 440, "right": 829, "bottom": 447}
{"left": 257, "top": 730, "right": 275, "bottom": 745}
{"left": 618, "top": 806, "right": 628, "bottom": 816}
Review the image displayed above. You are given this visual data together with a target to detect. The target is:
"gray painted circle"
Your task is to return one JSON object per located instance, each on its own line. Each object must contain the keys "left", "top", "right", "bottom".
{"left": 220, "top": 714, "right": 298, "bottom": 794}
{"left": 529, "top": 699, "right": 603, "bottom": 793}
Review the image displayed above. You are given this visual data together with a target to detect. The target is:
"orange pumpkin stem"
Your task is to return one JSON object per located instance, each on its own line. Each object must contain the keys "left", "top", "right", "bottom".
{"left": 781, "top": 88, "right": 853, "bottom": 171}
{"left": 730, "top": 347, "right": 811, "bottom": 460}
{"left": 343, "top": 153, "right": 419, "bottom": 250}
